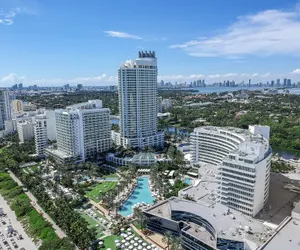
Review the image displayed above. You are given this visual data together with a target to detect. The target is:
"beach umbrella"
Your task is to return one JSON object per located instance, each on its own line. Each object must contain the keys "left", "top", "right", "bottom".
{"left": 134, "top": 243, "right": 138, "bottom": 247}
{"left": 128, "top": 231, "right": 132, "bottom": 235}
{"left": 142, "top": 242, "right": 147, "bottom": 246}
{"left": 138, "top": 246, "right": 142, "bottom": 250}
{"left": 128, "top": 228, "right": 132, "bottom": 231}
{"left": 116, "top": 243, "right": 121, "bottom": 247}
{"left": 129, "top": 246, "right": 134, "bottom": 249}
{"left": 147, "top": 246, "right": 151, "bottom": 249}
{"left": 107, "top": 249, "right": 111, "bottom": 250}
{"left": 125, "top": 242, "right": 130, "bottom": 246}
{"left": 130, "top": 240, "right": 135, "bottom": 244}
{"left": 134, "top": 237, "right": 139, "bottom": 241}
{"left": 121, "top": 239, "right": 126, "bottom": 243}
{"left": 115, "top": 239, "right": 120, "bottom": 243}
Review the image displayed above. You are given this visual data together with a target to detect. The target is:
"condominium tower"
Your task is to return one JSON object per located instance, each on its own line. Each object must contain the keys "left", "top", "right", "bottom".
{"left": 112, "top": 51, "right": 164, "bottom": 149}
{"left": 0, "top": 90, "right": 14, "bottom": 130}
{"left": 34, "top": 111, "right": 56, "bottom": 156}
{"left": 45, "top": 100, "right": 111, "bottom": 163}
{"left": 191, "top": 125, "right": 272, "bottom": 217}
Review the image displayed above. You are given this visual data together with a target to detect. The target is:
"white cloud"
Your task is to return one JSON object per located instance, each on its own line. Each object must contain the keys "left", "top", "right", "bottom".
{"left": 104, "top": 31, "right": 142, "bottom": 40}
{"left": 32, "top": 74, "right": 117, "bottom": 86}
{"left": 170, "top": 5, "right": 300, "bottom": 57}
{"left": 0, "top": 73, "right": 26, "bottom": 83}
{"left": 292, "top": 69, "right": 300, "bottom": 74}
{"left": 0, "top": 8, "right": 23, "bottom": 25}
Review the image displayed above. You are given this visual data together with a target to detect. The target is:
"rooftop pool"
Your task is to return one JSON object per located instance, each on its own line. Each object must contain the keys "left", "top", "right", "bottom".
{"left": 184, "top": 178, "right": 192, "bottom": 185}
{"left": 119, "top": 177, "right": 155, "bottom": 217}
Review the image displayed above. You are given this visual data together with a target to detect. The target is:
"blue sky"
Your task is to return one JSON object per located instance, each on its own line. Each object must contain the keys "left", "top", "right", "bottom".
{"left": 1, "top": 0, "right": 300, "bottom": 86}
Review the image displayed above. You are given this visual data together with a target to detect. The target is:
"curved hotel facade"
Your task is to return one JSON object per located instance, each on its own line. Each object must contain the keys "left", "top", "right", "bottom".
{"left": 144, "top": 197, "right": 270, "bottom": 250}
{"left": 191, "top": 125, "right": 272, "bottom": 217}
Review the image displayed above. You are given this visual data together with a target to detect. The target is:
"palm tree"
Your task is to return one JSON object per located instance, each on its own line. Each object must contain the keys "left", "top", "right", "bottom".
{"left": 162, "top": 231, "right": 173, "bottom": 250}
{"left": 133, "top": 207, "right": 148, "bottom": 229}
{"left": 170, "top": 237, "right": 181, "bottom": 250}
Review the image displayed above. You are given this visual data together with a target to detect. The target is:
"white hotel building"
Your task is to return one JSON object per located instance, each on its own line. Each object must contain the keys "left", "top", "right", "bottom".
{"left": 34, "top": 111, "right": 56, "bottom": 156}
{"left": 191, "top": 125, "right": 272, "bottom": 217}
{"left": 112, "top": 51, "right": 164, "bottom": 149}
{"left": 45, "top": 100, "right": 111, "bottom": 163}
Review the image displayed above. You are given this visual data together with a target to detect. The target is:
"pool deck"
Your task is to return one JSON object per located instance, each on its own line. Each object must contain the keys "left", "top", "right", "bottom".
{"left": 119, "top": 176, "right": 155, "bottom": 217}
{"left": 130, "top": 223, "right": 165, "bottom": 250}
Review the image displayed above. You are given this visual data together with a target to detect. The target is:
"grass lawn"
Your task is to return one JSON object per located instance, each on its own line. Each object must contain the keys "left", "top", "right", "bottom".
{"left": 104, "top": 173, "right": 118, "bottom": 178}
{"left": 101, "top": 235, "right": 122, "bottom": 250}
{"left": 80, "top": 212, "right": 104, "bottom": 238}
{"left": 85, "top": 182, "right": 117, "bottom": 202}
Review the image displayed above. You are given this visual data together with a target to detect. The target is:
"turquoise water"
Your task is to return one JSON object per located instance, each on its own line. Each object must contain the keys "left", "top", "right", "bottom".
{"left": 119, "top": 177, "right": 155, "bottom": 216}
{"left": 184, "top": 178, "right": 191, "bottom": 185}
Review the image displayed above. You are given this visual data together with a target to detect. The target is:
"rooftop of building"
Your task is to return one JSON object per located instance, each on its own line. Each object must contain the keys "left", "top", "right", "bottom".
{"left": 179, "top": 164, "right": 220, "bottom": 207}
{"left": 66, "top": 100, "right": 103, "bottom": 110}
{"left": 259, "top": 217, "right": 300, "bottom": 250}
{"left": 145, "top": 197, "right": 273, "bottom": 247}
{"left": 192, "top": 126, "right": 271, "bottom": 158}
{"left": 132, "top": 152, "right": 157, "bottom": 163}
{"left": 44, "top": 148, "right": 75, "bottom": 159}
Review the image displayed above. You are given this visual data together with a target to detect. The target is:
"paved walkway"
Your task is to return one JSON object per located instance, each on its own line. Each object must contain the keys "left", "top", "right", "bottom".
{"left": 88, "top": 199, "right": 110, "bottom": 217}
{"left": 130, "top": 223, "right": 166, "bottom": 250}
{"left": 0, "top": 195, "right": 38, "bottom": 249}
{"left": 8, "top": 171, "right": 66, "bottom": 239}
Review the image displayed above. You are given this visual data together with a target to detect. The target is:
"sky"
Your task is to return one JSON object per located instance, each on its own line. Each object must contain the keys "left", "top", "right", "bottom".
{"left": 1, "top": 0, "right": 300, "bottom": 86}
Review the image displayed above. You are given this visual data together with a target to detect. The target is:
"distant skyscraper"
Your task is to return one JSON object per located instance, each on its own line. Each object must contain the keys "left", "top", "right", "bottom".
{"left": 18, "top": 83, "right": 23, "bottom": 89}
{"left": 276, "top": 79, "right": 280, "bottom": 87}
{"left": 287, "top": 79, "right": 292, "bottom": 87}
{"left": 113, "top": 51, "right": 164, "bottom": 149}
{"left": 283, "top": 78, "right": 287, "bottom": 87}
{"left": 76, "top": 84, "right": 83, "bottom": 91}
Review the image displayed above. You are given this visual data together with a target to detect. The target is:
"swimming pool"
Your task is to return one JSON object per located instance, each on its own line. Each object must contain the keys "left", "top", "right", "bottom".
{"left": 119, "top": 177, "right": 155, "bottom": 217}
{"left": 184, "top": 178, "right": 192, "bottom": 185}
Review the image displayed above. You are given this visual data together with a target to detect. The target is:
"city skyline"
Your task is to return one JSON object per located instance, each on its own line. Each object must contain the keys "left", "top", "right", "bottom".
{"left": 1, "top": 0, "right": 300, "bottom": 86}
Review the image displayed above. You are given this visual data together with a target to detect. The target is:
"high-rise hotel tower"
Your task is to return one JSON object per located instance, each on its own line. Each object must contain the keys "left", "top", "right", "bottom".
{"left": 112, "top": 51, "right": 164, "bottom": 149}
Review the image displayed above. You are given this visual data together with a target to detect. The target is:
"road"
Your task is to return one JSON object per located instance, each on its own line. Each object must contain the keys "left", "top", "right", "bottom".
{"left": 8, "top": 171, "right": 66, "bottom": 239}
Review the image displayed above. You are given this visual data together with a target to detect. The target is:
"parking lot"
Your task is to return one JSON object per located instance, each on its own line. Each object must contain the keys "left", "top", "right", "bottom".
{"left": 0, "top": 195, "right": 37, "bottom": 250}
